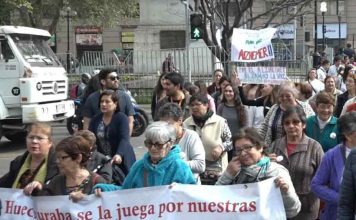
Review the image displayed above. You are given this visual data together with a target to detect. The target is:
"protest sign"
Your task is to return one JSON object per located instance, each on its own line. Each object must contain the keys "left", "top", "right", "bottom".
{"left": 0, "top": 178, "right": 286, "bottom": 220}
{"left": 231, "top": 28, "right": 277, "bottom": 63}
{"left": 237, "top": 66, "right": 288, "bottom": 85}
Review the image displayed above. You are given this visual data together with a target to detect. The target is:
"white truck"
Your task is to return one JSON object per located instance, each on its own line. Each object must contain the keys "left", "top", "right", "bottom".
{"left": 0, "top": 26, "right": 75, "bottom": 142}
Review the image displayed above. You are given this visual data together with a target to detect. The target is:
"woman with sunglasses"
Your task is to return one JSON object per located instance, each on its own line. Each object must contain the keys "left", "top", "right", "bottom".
{"left": 269, "top": 106, "right": 324, "bottom": 220}
{"left": 0, "top": 123, "right": 58, "bottom": 189}
{"left": 216, "top": 127, "right": 301, "bottom": 218}
{"left": 89, "top": 90, "right": 136, "bottom": 184}
{"left": 93, "top": 121, "right": 196, "bottom": 192}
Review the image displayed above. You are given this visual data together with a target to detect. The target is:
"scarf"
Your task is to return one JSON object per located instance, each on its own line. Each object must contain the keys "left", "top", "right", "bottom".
{"left": 234, "top": 156, "right": 271, "bottom": 184}
{"left": 192, "top": 110, "right": 214, "bottom": 128}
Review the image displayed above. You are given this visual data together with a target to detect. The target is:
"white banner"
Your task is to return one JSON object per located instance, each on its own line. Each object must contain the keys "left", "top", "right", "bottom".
{"left": 0, "top": 178, "right": 286, "bottom": 220}
{"left": 231, "top": 28, "right": 277, "bottom": 63}
{"left": 237, "top": 66, "right": 288, "bottom": 85}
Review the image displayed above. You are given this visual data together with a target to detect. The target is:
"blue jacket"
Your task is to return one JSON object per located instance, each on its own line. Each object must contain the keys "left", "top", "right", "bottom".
{"left": 95, "top": 146, "right": 196, "bottom": 191}
{"left": 305, "top": 115, "right": 340, "bottom": 152}
{"left": 122, "top": 145, "right": 196, "bottom": 189}
{"left": 311, "top": 144, "right": 346, "bottom": 220}
{"left": 89, "top": 112, "right": 136, "bottom": 175}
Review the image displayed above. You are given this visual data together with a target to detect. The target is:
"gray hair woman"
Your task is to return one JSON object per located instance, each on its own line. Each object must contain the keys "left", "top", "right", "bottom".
{"left": 158, "top": 103, "right": 205, "bottom": 183}
{"left": 94, "top": 121, "right": 196, "bottom": 193}
{"left": 259, "top": 81, "right": 315, "bottom": 146}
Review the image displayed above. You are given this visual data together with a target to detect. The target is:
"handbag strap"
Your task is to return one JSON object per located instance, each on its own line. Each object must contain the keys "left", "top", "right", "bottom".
{"left": 143, "top": 169, "right": 148, "bottom": 187}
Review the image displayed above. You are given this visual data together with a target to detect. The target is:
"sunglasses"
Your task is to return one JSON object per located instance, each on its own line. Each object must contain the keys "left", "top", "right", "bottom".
{"left": 108, "top": 76, "right": 120, "bottom": 81}
{"left": 144, "top": 139, "right": 171, "bottom": 149}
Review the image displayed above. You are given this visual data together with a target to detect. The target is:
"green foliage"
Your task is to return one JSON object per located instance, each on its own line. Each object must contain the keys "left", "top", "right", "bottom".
{"left": 1, "top": 0, "right": 139, "bottom": 31}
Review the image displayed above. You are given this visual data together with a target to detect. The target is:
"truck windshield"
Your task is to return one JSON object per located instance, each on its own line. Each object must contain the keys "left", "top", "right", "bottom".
{"left": 10, "top": 34, "right": 61, "bottom": 67}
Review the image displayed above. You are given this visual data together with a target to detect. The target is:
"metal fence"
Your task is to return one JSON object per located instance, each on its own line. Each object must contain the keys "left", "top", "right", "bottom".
{"left": 66, "top": 43, "right": 309, "bottom": 104}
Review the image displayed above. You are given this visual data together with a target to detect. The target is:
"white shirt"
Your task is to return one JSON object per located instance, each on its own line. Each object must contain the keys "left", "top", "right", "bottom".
{"left": 328, "top": 65, "right": 338, "bottom": 77}
{"left": 317, "top": 67, "right": 327, "bottom": 81}
{"left": 308, "top": 79, "right": 325, "bottom": 95}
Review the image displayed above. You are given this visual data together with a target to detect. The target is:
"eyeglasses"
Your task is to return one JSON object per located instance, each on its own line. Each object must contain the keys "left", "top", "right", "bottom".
{"left": 144, "top": 139, "right": 171, "bottom": 149}
{"left": 108, "top": 76, "right": 120, "bottom": 81}
{"left": 233, "top": 144, "right": 255, "bottom": 156}
{"left": 56, "top": 155, "right": 71, "bottom": 161}
{"left": 283, "top": 119, "right": 302, "bottom": 126}
{"left": 27, "top": 135, "right": 49, "bottom": 141}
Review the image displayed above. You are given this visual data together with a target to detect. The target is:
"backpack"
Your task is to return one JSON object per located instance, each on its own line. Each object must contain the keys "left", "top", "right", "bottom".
{"left": 70, "top": 84, "right": 79, "bottom": 99}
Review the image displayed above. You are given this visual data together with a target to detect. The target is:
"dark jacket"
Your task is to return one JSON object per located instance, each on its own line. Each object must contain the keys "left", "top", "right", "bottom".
{"left": 89, "top": 112, "right": 136, "bottom": 175}
{"left": 0, "top": 147, "right": 58, "bottom": 188}
{"left": 238, "top": 86, "right": 272, "bottom": 116}
{"left": 335, "top": 91, "right": 349, "bottom": 118}
{"left": 86, "top": 150, "right": 112, "bottom": 183}
{"left": 338, "top": 149, "right": 356, "bottom": 219}
{"left": 36, "top": 172, "right": 106, "bottom": 196}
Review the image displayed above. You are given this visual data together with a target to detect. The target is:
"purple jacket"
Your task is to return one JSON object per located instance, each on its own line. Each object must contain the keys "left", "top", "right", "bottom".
{"left": 311, "top": 144, "right": 346, "bottom": 220}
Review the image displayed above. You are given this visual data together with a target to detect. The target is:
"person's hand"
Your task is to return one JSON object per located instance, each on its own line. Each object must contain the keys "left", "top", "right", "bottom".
{"left": 94, "top": 188, "right": 103, "bottom": 197}
{"left": 111, "top": 154, "right": 122, "bottom": 165}
{"left": 211, "top": 146, "right": 223, "bottom": 160}
{"left": 268, "top": 153, "right": 277, "bottom": 162}
{"left": 230, "top": 69, "right": 241, "bottom": 86}
{"left": 274, "top": 177, "right": 289, "bottom": 193}
{"left": 23, "top": 181, "right": 43, "bottom": 196}
{"left": 226, "top": 156, "right": 241, "bottom": 177}
{"left": 69, "top": 191, "right": 85, "bottom": 202}
{"left": 169, "top": 182, "right": 177, "bottom": 189}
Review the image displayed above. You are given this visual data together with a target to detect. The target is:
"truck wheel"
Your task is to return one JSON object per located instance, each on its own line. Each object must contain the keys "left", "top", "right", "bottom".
{"left": 5, "top": 131, "right": 27, "bottom": 143}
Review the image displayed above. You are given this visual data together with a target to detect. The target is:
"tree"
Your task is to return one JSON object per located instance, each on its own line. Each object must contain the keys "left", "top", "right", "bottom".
{"left": 1, "top": 0, "right": 139, "bottom": 34}
{"left": 191, "top": 0, "right": 313, "bottom": 62}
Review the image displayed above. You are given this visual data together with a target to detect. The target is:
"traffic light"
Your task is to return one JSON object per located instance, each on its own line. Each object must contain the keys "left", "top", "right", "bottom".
{"left": 190, "top": 14, "right": 204, "bottom": 40}
{"left": 323, "top": 25, "right": 326, "bottom": 34}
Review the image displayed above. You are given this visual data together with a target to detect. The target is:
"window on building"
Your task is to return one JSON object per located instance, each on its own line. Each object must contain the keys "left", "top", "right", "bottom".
{"left": 160, "top": 31, "right": 185, "bottom": 49}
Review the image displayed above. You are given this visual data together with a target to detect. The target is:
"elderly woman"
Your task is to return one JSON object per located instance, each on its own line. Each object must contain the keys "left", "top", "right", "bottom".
{"left": 216, "top": 127, "right": 301, "bottom": 218}
{"left": 269, "top": 106, "right": 324, "bottom": 220}
{"left": 158, "top": 103, "right": 205, "bottom": 182}
{"left": 184, "top": 94, "right": 232, "bottom": 185}
{"left": 259, "top": 81, "right": 315, "bottom": 147}
{"left": 311, "top": 112, "right": 356, "bottom": 220}
{"left": 0, "top": 123, "right": 58, "bottom": 188}
{"left": 24, "top": 136, "right": 106, "bottom": 202}
{"left": 89, "top": 90, "right": 136, "bottom": 183}
{"left": 94, "top": 122, "right": 196, "bottom": 192}
{"left": 305, "top": 91, "right": 340, "bottom": 152}
{"left": 310, "top": 76, "right": 342, "bottom": 111}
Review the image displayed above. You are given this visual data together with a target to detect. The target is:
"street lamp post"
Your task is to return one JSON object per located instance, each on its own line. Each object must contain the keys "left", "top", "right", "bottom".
{"left": 320, "top": 2, "right": 327, "bottom": 52}
{"left": 313, "top": 0, "right": 320, "bottom": 68}
{"left": 61, "top": 7, "right": 76, "bottom": 73}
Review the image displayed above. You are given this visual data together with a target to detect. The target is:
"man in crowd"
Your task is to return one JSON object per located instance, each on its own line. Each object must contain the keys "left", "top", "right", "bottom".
{"left": 343, "top": 43, "right": 355, "bottom": 59}
{"left": 317, "top": 59, "right": 330, "bottom": 82}
{"left": 154, "top": 72, "right": 190, "bottom": 120}
{"left": 82, "top": 68, "right": 134, "bottom": 135}
{"left": 328, "top": 55, "right": 343, "bottom": 77}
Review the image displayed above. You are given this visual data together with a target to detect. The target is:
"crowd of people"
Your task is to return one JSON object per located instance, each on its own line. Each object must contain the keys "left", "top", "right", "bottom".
{"left": 1, "top": 54, "right": 356, "bottom": 219}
